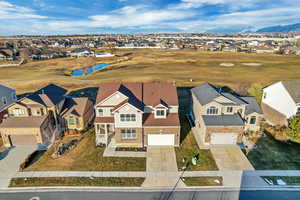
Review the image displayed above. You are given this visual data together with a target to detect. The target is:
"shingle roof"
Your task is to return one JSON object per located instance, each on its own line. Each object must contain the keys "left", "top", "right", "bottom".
{"left": 202, "top": 114, "right": 244, "bottom": 126}
{"left": 0, "top": 116, "right": 47, "bottom": 128}
{"left": 281, "top": 80, "right": 300, "bottom": 103}
{"left": 191, "top": 82, "right": 221, "bottom": 105}
{"left": 62, "top": 97, "right": 92, "bottom": 117}
{"left": 241, "top": 97, "right": 263, "bottom": 115}
{"left": 26, "top": 84, "right": 67, "bottom": 107}
{"left": 143, "top": 113, "right": 180, "bottom": 126}
{"left": 222, "top": 93, "right": 248, "bottom": 105}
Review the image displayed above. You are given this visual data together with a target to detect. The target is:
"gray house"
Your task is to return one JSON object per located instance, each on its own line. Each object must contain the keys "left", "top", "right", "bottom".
{"left": 0, "top": 84, "right": 17, "bottom": 122}
{"left": 191, "top": 82, "right": 262, "bottom": 146}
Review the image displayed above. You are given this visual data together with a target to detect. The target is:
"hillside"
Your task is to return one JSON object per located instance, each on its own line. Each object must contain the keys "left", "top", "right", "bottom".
{"left": 257, "top": 23, "right": 300, "bottom": 33}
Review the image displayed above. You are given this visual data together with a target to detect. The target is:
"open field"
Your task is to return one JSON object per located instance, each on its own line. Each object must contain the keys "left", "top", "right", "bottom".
{"left": 25, "top": 129, "right": 146, "bottom": 171}
{"left": 9, "top": 177, "right": 145, "bottom": 187}
{"left": 0, "top": 49, "right": 299, "bottom": 94}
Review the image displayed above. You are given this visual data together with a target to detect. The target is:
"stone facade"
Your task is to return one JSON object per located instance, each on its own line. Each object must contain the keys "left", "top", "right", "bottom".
{"left": 261, "top": 102, "right": 288, "bottom": 126}
{"left": 114, "top": 128, "right": 143, "bottom": 147}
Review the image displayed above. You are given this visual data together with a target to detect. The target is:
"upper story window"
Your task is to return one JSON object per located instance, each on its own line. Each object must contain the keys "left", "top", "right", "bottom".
{"left": 68, "top": 116, "right": 75, "bottom": 125}
{"left": 155, "top": 109, "right": 166, "bottom": 118}
{"left": 227, "top": 107, "right": 233, "bottom": 113}
{"left": 207, "top": 106, "right": 218, "bottom": 115}
{"left": 120, "top": 114, "right": 136, "bottom": 122}
{"left": 97, "top": 108, "right": 103, "bottom": 117}
{"left": 250, "top": 116, "right": 256, "bottom": 125}
{"left": 11, "top": 92, "right": 17, "bottom": 101}
{"left": 263, "top": 92, "right": 267, "bottom": 99}
{"left": 12, "top": 108, "right": 25, "bottom": 116}
{"left": 2, "top": 97, "right": 7, "bottom": 105}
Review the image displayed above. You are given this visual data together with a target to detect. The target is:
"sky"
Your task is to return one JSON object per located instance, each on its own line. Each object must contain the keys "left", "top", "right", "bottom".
{"left": 0, "top": 0, "right": 299, "bottom": 35}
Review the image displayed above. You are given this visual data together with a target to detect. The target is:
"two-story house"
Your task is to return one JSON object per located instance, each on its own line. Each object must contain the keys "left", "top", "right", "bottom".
{"left": 262, "top": 80, "right": 300, "bottom": 126}
{"left": 191, "top": 82, "right": 262, "bottom": 145}
{"left": 0, "top": 84, "right": 67, "bottom": 147}
{"left": 94, "top": 82, "right": 180, "bottom": 147}
{"left": 0, "top": 84, "right": 17, "bottom": 123}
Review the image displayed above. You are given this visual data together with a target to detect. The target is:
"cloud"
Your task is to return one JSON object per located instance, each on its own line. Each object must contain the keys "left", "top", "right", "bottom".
{"left": 0, "top": 1, "right": 47, "bottom": 19}
{"left": 48, "top": 4, "right": 196, "bottom": 29}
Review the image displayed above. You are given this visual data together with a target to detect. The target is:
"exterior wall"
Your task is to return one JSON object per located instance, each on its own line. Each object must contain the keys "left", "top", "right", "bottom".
{"left": 261, "top": 102, "right": 288, "bottom": 126}
{"left": 205, "top": 126, "right": 244, "bottom": 143}
{"left": 114, "top": 128, "right": 143, "bottom": 147}
{"left": 95, "top": 106, "right": 113, "bottom": 117}
{"left": 191, "top": 93, "right": 207, "bottom": 144}
{"left": 262, "top": 82, "right": 297, "bottom": 119}
{"left": 244, "top": 113, "right": 263, "bottom": 132}
{"left": 40, "top": 116, "right": 55, "bottom": 145}
{"left": 114, "top": 104, "right": 143, "bottom": 128}
{"left": 143, "top": 127, "right": 180, "bottom": 146}
{"left": 1, "top": 127, "right": 42, "bottom": 147}
{"left": 0, "top": 85, "right": 16, "bottom": 112}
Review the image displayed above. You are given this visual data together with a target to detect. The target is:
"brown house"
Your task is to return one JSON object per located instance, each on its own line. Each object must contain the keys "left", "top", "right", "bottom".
{"left": 61, "top": 97, "right": 94, "bottom": 131}
{"left": 0, "top": 84, "right": 67, "bottom": 147}
{"left": 94, "top": 82, "right": 180, "bottom": 147}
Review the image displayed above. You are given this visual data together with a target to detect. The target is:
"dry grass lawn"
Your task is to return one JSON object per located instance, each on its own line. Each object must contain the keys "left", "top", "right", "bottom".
{"left": 9, "top": 177, "right": 145, "bottom": 187}
{"left": 1, "top": 49, "right": 299, "bottom": 94}
{"left": 25, "top": 129, "right": 146, "bottom": 171}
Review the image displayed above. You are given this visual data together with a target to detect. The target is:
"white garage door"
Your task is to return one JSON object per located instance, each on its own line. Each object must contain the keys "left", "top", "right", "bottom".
{"left": 211, "top": 133, "right": 237, "bottom": 145}
{"left": 148, "top": 134, "right": 175, "bottom": 146}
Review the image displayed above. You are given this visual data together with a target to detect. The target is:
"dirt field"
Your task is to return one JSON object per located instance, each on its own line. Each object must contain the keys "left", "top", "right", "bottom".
{"left": 1, "top": 49, "right": 299, "bottom": 94}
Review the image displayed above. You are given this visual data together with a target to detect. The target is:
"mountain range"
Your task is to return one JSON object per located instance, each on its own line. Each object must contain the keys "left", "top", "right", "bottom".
{"left": 256, "top": 23, "right": 300, "bottom": 33}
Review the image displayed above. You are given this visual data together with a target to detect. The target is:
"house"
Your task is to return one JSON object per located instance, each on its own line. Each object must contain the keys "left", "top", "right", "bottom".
{"left": 262, "top": 80, "right": 300, "bottom": 126}
{"left": 0, "top": 84, "right": 67, "bottom": 147}
{"left": 70, "top": 48, "right": 95, "bottom": 57}
{"left": 94, "top": 82, "right": 180, "bottom": 147}
{"left": 61, "top": 97, "right": 94, "bottom": 131}
{"left": 0, "top": 84, "right": 17, "bottom": 123}
{"left": 191, "top": 82, "right": 262, "bottom": 146}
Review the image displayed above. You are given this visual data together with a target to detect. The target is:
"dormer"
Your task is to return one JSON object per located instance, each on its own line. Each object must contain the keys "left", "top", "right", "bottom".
{"left": 154, "top": 103, "right": 168, "bottom": 119}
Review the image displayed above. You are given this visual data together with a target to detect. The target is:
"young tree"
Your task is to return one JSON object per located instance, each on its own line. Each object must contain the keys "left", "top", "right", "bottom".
{"left": 247, "top": 83, "right": 263, "bottom": 104}
{"left": 284, "top": 115, "right": 300, "bottom": 143}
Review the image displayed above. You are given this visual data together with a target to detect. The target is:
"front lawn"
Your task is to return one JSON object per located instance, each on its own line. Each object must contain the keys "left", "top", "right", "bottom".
{"left": 9, "top": 177, "right": 145, "bottom": 187}
{"left": 183, "top": 177, "right": 223, "bottom": 186}
{"left": 25, "top": 129, "right": 146, "bottom": 171}
{"left": 246, "top": 133, "right": 300, "bottom": 170}
{"left": 175, "top": 118, "right": 218, "bottom": 171}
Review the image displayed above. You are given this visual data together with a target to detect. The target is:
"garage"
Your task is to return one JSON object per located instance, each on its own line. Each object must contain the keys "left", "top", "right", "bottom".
{"left": 211, "top": 133, "right": 238, "bottom": 145}
{"left": 148, "top": 134, "right": 175, "bottom": 146}
{"left": 9, "top": 134, "right": 37, "bottom": 146}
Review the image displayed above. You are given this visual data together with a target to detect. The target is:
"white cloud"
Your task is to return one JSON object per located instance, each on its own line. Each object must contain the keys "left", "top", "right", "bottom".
{"left": 48, "top": 4, "right": 196, "bottom": 29}
{"left": 0, "top": 1, "right": 47, "bottom": 19}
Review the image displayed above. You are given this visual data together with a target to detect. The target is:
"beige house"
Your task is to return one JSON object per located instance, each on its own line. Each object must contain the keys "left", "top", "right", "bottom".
{"left": 61, "top": 97, "right": 94, "bottom": 131}
{"left": 0, "top": 84, "right": 67, "bottom": 147}
{"left": 94, "top": 82, "right": 180, "bottom": 147}
{"left": 191, "top": 82, "right": 262, "bottom": 146}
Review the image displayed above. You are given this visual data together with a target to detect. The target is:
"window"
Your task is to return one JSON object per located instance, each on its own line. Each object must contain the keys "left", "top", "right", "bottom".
{"left": 250, "top": 116, "right": 256, "bottom": 125}
{"left": 120, "top": 114, "right": 136, "bottom": 122}
{"left": 97, "top": 108, "right": 103, "bottom": 117}
{"left": 40, "top": 108, "right": 44, "bottom": 116}
{"left": 68, "top": 116, "right": 75, "bottom": 125}
{"left": 207, "top": 106, "right": 218, "bottom": 115}
{"left": 36, "top": 109, "right": 41, "bottom": 115}
{"left": 156, "top": 109, "right": 165, "bottom": 117}
{"left": 121, "top": 128, "right": 137, "bottom": 139}
{"left": 96, "top": 124, "right": 106, "bottom": 134}
{"left": 2, "top": 97, "right": 7, "bottom": 105}
{"left": 297, "top": 107, "right": 300, "bottom": 114}
{"left": 227, "top": 107, "right": 233, "bottom": 113}
{"left": 109, "top": 109, "right": 113, "bottom": 116}
{"left": 12, "top": 92, "right": 17, "bottom": 100}
{"left": 12, "top": 108, "right": 24, "bottom": 116}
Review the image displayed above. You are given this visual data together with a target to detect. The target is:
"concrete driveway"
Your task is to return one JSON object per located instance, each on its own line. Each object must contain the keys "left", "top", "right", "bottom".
{"left": 142, "top": 146, "right": 185, "bottom": 188}
{"left": 0, "top": 145, "right": 36, "bottom": 188}
{"left": 210, "top": 145, "right": 254, "bottom": 171}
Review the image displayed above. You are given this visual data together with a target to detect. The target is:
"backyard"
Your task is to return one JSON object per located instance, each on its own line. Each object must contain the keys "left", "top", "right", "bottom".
{"left": 246, "top": 133, "right": 300, "bottom": 170}
{"left": 25, "top": 129, "right": 146, "bottom": 171}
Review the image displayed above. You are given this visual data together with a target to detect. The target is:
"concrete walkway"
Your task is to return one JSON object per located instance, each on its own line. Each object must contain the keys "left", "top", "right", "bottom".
{"left": 0, "top": 146, "right": 36, "bottom": 188}
{"left": 103, "top": 146, "right": 146, "bottom": 158}
{"left": 142, "top": 147, "right": 185, "bottom": 188}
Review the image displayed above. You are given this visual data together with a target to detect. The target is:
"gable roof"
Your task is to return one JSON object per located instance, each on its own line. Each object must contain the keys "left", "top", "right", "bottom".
{"left": 192, "top": 82, "right": 247, "bottom": 106}
{"left": 191, "top": 82, "right": 220, "bottom": 105}
{"left": 26, "top": 84, "right": 67, "bottom": 107}
{"left": 241, "top": 97, "right": 263, "bottom": 115}
{"left": 281, "top": 80, "right": 300, "bottom": 103}
{"left": 62, "top": 97, "right": 92, "bottom": 117}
